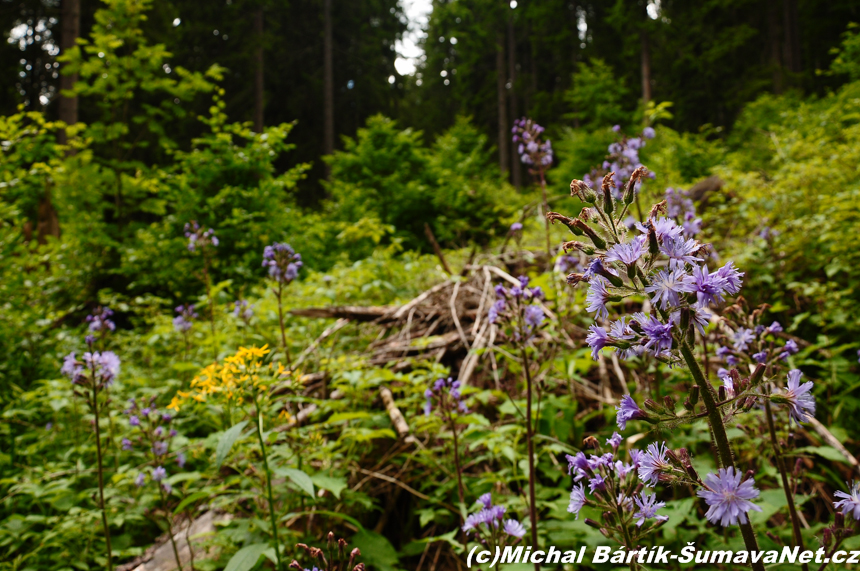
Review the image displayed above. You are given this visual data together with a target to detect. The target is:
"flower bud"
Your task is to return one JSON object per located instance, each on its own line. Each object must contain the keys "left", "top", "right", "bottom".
{"left": 289, "top": 561, "right": 304, "bottom": 571}
{"left": 563, "top": 240, "right": 594, "bottom": 255}
{"left": 648, "top": 225, "right": 659, "bottom": 255}
{"left": 683, "top": 397, "right": 694, "bottom": 411}
{"left": 584, "top": 518, "right": 602, "bottom": 529}
{"left": 663, "top": 395, "right": 676, "bottom": 411}
{"left": 601, "top": 172, "right": 615, "bottom": 214}
{"left": 599, "top": 527, "right": 612, "bottom": 538}
{"left": 566, "top": 273, "right": 587, "bottom": 286}
{"left": 546, "top": 212, "right": 580, "bottom": 236}
{"left": 750, "top": 363, "right": 766, "bottom": 387}
{"left": 623, "top": 166, "right": 648, "bottom": 205}
{"left": 685, "top": 462, "right": 699, "bottom": 481}
{"left": 327, "top": 531, "right": 335, "bottom": 549}
{"left": 793, "top": 458, "right": 803, "bottom": 477}
{"left": 743, "top": 396, "right": 757, "bottom": 411}
{"left": 571, "top": 179, "right": 596, "bottom": 203}
{"left": 644, "top": 398, "right": 662, "bottom": 413}
{"left": 679, "top": 307, "right": 691, "bottom": 334}
{"left": 718, "top": 386, "right": 727, "bottom": 402}
{"left": 603, "top": 511, "right": 615, "bottom": 526}
{"left": 648, "top": 200, "right": 667, "bottom": 219}
{"left": 354, "top": 564, "right": 366, "bottom": 571}
{"left": 689, "top": 385, "right": 700, "bottom": 406}
{"left": 822, "top": 527, "right": 832, "bottom": 548}
{"left": 743, "top": 470, "right": 756, "bottom": 483}
{"left": 572, "top": 219, "right": 607, "bottom": 250}
{"left": 835, "top": 512, "right": 845, "bottom": 529}
{"left": 338, "top": 538, "right": 347, "bottom": 559}
{"left": 666, "top": 448, "right": 681, "bottom": 465}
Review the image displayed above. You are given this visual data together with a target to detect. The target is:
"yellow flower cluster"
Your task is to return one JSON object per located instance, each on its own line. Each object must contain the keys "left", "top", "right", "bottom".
{"left": 168, "top": 345, "right": 290, "bottom": 411}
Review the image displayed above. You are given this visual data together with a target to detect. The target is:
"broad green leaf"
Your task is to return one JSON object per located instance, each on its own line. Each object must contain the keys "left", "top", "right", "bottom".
{"left": 174, "top": 490, "right": 212, "bottom": 514}
{"left": 216, "top": 420, "right": 249, "bottom": 469}
{"left": 279, "top": 468, "right": 315, "bottom": 497}
{"left": 326, "top": 412, "right": 371, "bottom": 424}
{"left": 311, "top": 474, "right": 348, "bottom": 499}
{"left": 351, "top": 530, "right": 399, "bottom": 571}
{"left": 224, "top": 543, "right": 269, "bottom": 571}
{"left": 793, "top": 446, "right": 850, "bottom": 464}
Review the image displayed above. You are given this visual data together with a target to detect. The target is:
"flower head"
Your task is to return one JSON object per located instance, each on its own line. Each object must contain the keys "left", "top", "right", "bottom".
{"left": 263, "top": 242, "right": 303, "bottom": 284}
{"left": 616, "top": 395, "right": 646, "bottom": 430}
{"left": 634, "top": 493, "right": 668, "bottom": 527}
{"left": 567, "top": 483, "right": 587, "bottom": 519}
{"left": 86, "top": 306, "right": 116, "bottom": 333}
{"left": 524, "top": 305, "right": 545, "bottom": 329}
{"left": 644, "top": 269, "right": 695, "bottom": 311}
{"left": 503, "top": 519, "right": 526, "bottom": 538}
{"left": 697, "top": 467, "right": 762, "bottom": 526}
{"left": 586, "top": 277, "right": 612, "bottom": 319}
{"left": 834, "top": 481, "right": 860, "bottom": 521}
{"left": 152, "top": 466, "right": 167, "bottom": 482}
{"left": 606, "top": 432, "right": 623, "bottom": 449}
{"left": 781, "top": 369, "right": 815, "bottom": 424}
{"left": 638, "top": 442, "right": 672, "bottom": 486}
{"left": 586, "top": 325, "right": 609, "bottom": 361}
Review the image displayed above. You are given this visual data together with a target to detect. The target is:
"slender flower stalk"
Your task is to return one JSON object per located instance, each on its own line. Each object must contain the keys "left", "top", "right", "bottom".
{"left": 424, "top": 377, "right": 469, "bottom": 508}
{"left": 254, "top": 390, "right": 284, "bottom": 571}
{"left": 262, "top": 243, "right": 302, "bottom": 368}
{"left": 185, "top": 222, "right": 219, "bottom": 360}
{"left": 513, "top": 117, "right": 554, "bottom": 261}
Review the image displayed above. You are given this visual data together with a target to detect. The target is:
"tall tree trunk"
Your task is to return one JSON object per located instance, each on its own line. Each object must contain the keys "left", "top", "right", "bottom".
{"left": 253, "top": 8, "right": 265, "bottom": 132}
{"left": 496, "top": 32, "right": 509, "bottom": 175}
{"left": 507, "top": 15, "right": 522, "bottom": 189}
{"left": 768, "top": 1, "right": 783, "bottom": 93}
{"left": 323, "top": 0, "right": 334, "bottom": 179}
{"left": 783, "top": 0, "right": 801, "bottom": 73}
{"left": 640, "top": 32, "right": 651, "bottom": 104}
{"left": 58, "top": 0, "right": 80, "bottom": 143}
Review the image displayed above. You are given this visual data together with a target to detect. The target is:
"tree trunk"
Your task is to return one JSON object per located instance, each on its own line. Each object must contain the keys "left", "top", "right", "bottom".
{"left": 507, "top": 15, "right": 522, "bottom": 189}
{"left": 768, "top": 1, "right": 783, "bottom": 93}
{"left": 496, "top": 32, "right": 509, "bottom": 175}
{"left": 323, "top": 0, "right": 334, "bottom": 178}
{"left": 640, "top": 31, "right": 651, "bottom": 104}
{"left": 58, "top": 0, "right": 80, "bottom": 144}
{"left": 783, "top": 0, "right": 801, "bottom": 74}
{"left": 253, "top": 8, "right": 264, "bottom": 132}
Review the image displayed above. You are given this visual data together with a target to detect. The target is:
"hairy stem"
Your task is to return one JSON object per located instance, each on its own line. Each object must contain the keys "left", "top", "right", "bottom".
{"left": 520, "top": 344, "right": 540, "bottom": 571}
{"left": 91, "top": 389, "right": 114, "bottom": 571}
{"left": 679, "top": 339, "right": 764, "bottom": 571}
{"left": 764, "top": 399, "right": 808, "bottom": 571}
{"left": 276, "top": 284, "right": 292, "bottom": 368}
{"left": 254, "top": 393, "right": 283, "bottom": 571}
{"left": 449, "top": 416, "right": 466, "bottom": 508}
{"left": 159, "top": 486, "right": 184, "bottom": 571}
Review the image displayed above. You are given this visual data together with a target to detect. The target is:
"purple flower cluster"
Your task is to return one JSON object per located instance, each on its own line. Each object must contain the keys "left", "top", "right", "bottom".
{"left": 86, "top": 306, "right": 116, "bottom": 334}
{"left": 173, "top": 304, "right": 198, "bottom": 333}
{"left": 125, "top": 396, "right": 184, "bottom": 493}
{"left": 424, "top": 377, "right": 467, "bottom": 417}
{"left": 512, "top": 118, "right": 553, "bottom": 168}
{"left": 462, "top": 494, "right": 526, "bottom": 549}
{"left": 778, "top": 369, "right": 816, "bottom": 424}
{"left": 564, "top": 434, "right": 668, "bottom": 530}
{"left": 715, "top": 320, "right": 800, "bottom": 370}
{"left": 233, "top": 299, "right": 254, "bottom": 323}
{"left": 263, "top": 242, "right": 302, "bottom": 284}
{"left": 583, "top": 126, "right": 656, "bottom": 200}
{"left": 834, "top": 481, "right": 860, "bottom": 521}
{"left": 664, "top": 187, "right": 702, "bottom": 238}
{"left": 184, "top": 221, "right": 218, "bottom": 252}
{"left": 488, "top": 275, "right": 545, "bottom": 339}
{"left": 61, "top": 350, "right": 121, "bottom": 388}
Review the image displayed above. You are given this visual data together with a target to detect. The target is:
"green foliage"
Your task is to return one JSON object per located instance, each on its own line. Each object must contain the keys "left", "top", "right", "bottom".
{"left": 564, "top": 58, "right": 631, "bottom": 130}
{"left": 325, "top": 115, "right": 518, "bottom": 254}
{"left": 829, "top": 23, "right": 860, "bottom": 81}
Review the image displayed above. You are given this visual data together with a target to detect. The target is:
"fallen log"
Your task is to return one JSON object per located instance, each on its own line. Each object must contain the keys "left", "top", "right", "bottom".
{"left": 290, "top": 306, "right": 395, "bottom": 321}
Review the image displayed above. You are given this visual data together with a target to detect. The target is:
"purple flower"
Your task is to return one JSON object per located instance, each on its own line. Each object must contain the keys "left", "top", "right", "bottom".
{"left": 714, "top": 261, "right": 744, "bottom": 295}
{"left": 173, "top": 304, "right": 197, "bottom": 333}
{"left": 634, "top": 493, "right": 668, "bottom": 527}
{"left": 615, "top": 395, "right": 646, "bottom": 431}
{"left": 524, "top": 305, "right": 545, "bottom": 329}
{"left": 644, "top": 269, "right": 694, "bottom": 310}
{"left": 586, "top": 325, "right": 608, "bottom": 361}
{"left": 462, "top": 513, "right": 481, "bottom": 533}
{"left": 689, "top": 265, "right": 726, "bottom": 307}
{"left": 129, "top": 415, "right": 140, "bottom": 427}
{"left": 177, "top": 452, "right": 187, "bottom": 468}
{"left": 583, "top": 258, "right": 617, "bottom": 280}
{"left": 153, "top": 441, "right": 168, "bottom": 456}
{"left": 510, "top": 222, "right": 523, "bottom": 232}
{"left": 781, "top": 369, "right": 815, "bottom": 424}
{"left": 122, "top": 438, "right": 133, "bottom": 451}
{"left": 477, "top": 493, "right": 493, "bottom": 508}
{"left": 503, "top": 519, "right": 526, "bottom": 538}
{"left": 660, "top": 236, "right": 702, "bottom": 268}
{"left": 152, "top": 466, "right": 167, "bottom": 482}
{"left": 766, "top": 321, "right": 783, "bottom": 334}
{"left": 488, "top": 299, "right": 506, "bottom": 324}
{"left": 612, "top": 124, "right": 621, "bottom": 132}
{"left": 752, "top": 351, "right": 768, "bottom": 364}
{"left": 606, "top": 432, "right": 623, "bottom": 449}
{"left": 642, "top": 126, "right": 656, "bottom": 139}
{"left": 605, "top": 241, "right": 644, "bottom": 266}
{"left": 184, "top": 221, "right": 218, "bottom": 252}
{"left": 834, "top": 481, "right": 860, "bottom": 521}
{"left": 567, "top": 483, "right": 587, "bottom": 519}
{"left": 588, "top": 474, "right": 606, "bottom": 493}
{"left": 697, "top": 467, "right": 762, "bottom": 526}
{"left": 732, "top": 328, "right": 755, "bottom": 352}
{"left": 586, "top": 277, "right": 612, "bottom": 319}
{"left": 135, "top": 473, "right": 146, "bottom": 487}
{"left": 566, "top": 452, "right": 590, "bottom": 481}
{"left": 636, "top": 314, "right": 674, "bottom": 356}
{"left": 638, "top": 442, "right": 672, "bottom": 486}
{"left": 86, "top": 306, "right": 116, "bottom": 333}
{"left": 779, "top": 339, "right": 799, "bottom": 360}
{"left": 61, "top": 352, "right": 85, "bottom": 383}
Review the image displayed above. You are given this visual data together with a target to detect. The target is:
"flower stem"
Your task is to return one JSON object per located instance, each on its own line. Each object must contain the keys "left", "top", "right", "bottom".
{"left": 159, "top": 486, "right": 184, "bottom": 571}
{"left": 91, "top": 389, "right": 114, "bottom": 571}
{"left": 679, "top": 339, "right": 764, "bottom": 571}
{"left": 276, "top": 284, "right": 292, "bottom": 368}
{"left": 254, "top": 393, "right": 283, "bottom": 571}
{"left": 449, "top": 416, "right": 466, "bottom": 509}
{"left": 764, "top": 399, "right": 808, "bottom": 571}
{"left": 519, "top": 344, "right": 540, "bottom": 571}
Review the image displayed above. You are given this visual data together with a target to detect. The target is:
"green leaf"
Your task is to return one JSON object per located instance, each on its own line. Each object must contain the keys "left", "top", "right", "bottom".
{"left": 351, "top": 530, "right": 400, "bottom": 571}
{"left": 279, "top": 468, "right": 315, "bottom": 498}
{"left": 311, "top": 474, "right": 348, "bottom": 499}
{"left": 326, "top": 412, "right": 371, "bottom": 424}
{"left": 216, "top": 420, "right": 249, "bottom": 469}
{"left": 174, "top": 490, "right": 212, "bottom": 514}
{"left": 224, "top": 543, "right": 269, "bottom": 571}
{"left": 793, "top": 445, "right": 850, "bottom": 464}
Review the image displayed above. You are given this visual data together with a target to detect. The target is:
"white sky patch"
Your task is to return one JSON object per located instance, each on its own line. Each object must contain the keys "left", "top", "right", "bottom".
{"left": 394, "top": 0, "right": 432, "bottom": 76}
